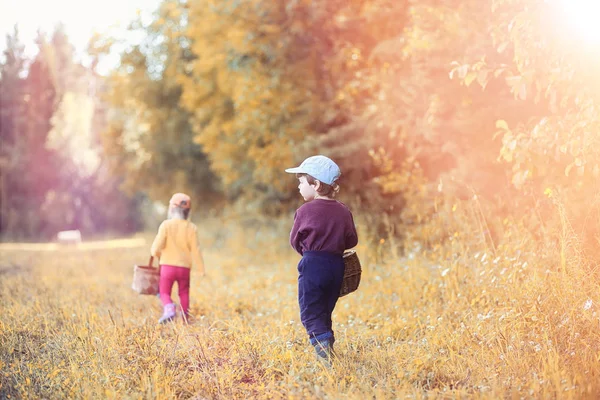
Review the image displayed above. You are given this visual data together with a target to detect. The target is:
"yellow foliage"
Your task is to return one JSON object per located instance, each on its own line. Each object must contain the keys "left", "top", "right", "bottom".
{"left": 177, "top": 0, "right": 314, "bottom": 194}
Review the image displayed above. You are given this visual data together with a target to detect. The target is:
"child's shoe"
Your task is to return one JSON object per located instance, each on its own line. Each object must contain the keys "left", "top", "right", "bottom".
{"left": 158, "top": 303, "right": 176, "bottom": 324}
{"left": 313, "top": 339, "right": 335, "bottom": 367}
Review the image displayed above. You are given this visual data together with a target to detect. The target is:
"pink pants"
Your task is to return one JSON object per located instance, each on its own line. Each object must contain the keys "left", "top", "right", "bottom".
{"left": 159, "top": 265, "right": 191, "bottom": 314}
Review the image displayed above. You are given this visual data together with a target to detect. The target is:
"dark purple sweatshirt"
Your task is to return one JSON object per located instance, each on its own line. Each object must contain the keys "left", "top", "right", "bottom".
{"left": 290, "top": 199, "right": 358, "bottom": 255}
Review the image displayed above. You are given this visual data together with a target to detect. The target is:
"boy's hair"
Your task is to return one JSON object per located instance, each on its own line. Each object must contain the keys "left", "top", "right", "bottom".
{"left": 168, "top": 206, "right": 190, "bottom": 220}
{"left": 297, "top": 173, "right": 340, "bottom": 197}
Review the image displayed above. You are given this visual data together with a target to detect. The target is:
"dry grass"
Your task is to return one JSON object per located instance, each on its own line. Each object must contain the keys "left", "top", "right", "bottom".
{"left": 2, "top": 213, "right": 600, "bottom": 399}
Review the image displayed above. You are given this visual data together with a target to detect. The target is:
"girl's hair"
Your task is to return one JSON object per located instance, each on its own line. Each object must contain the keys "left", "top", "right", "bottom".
{"left": 296, "top": 173, "right": 340, "bottom": 197}
{"left": 168, "top": 206, "right": 190, "bottom": 220}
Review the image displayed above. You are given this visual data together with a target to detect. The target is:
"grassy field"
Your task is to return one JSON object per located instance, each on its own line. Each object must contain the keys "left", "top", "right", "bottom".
{"left": 2, "top": 215, "right": 600, "bottom": 399}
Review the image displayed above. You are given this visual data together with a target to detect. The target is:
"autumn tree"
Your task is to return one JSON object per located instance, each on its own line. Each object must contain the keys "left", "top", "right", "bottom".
{"left": 0, "top": 26, "right": 144, "bottom": 239}
{"left": 90, "top": 0, "right": 217, "bottom": 206}
{"left": 0, "top": 28, "right": 63, "bottom": 238}
{"left": 42, "top": 25, "right": 145, "bottom": 235}
{"left": 0, "top": 27, "right": 28, "bottom": 235}
{"left": 178, "top": 0, "right": 321, "bottom": 203}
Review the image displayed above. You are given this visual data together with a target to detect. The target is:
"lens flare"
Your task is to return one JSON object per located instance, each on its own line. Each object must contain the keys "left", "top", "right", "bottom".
{"left": 556, "top": 0, "right": 600, "bottom": 44}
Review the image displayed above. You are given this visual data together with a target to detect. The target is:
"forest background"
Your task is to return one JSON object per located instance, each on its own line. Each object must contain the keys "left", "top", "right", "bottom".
{"left": 3, "top": 0, "right": 600, "bottom": 255}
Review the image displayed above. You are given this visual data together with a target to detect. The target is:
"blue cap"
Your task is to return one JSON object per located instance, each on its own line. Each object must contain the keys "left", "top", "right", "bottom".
{"left": 285, "top": 155, "right": 341, "bottom": 185}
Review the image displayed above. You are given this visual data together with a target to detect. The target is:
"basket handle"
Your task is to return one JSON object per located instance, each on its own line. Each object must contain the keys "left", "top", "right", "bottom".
{"left": 148, "top": 256, "right": 161, "bottom": 275}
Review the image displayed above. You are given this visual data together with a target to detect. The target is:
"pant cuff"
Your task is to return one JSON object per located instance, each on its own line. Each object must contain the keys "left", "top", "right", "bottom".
{"left": 309, "top": 331, "right": 333, "bottom": 346}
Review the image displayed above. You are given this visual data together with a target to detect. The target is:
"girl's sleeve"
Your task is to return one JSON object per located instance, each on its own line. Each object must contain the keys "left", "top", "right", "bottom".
{"left": 189, "top": 225, "right": 205, "bottom": 275}
{"left": 345, "top": 212, "right": 359, "bottom": 249}
{"left": 150, "top": 222, "right": 167, "bottom": 258}
{"left": 289, "top": 209, "right": 304, "bottom": 255}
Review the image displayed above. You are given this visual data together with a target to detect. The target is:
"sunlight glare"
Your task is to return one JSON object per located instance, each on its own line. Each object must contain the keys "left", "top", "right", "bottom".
{"left": 556, "top": 0, "right": 600, "bottom": 44}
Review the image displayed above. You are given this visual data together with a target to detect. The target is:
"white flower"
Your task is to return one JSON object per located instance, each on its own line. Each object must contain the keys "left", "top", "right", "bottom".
{"left": 584, "top": 299, "right": 593, "bottom": 310}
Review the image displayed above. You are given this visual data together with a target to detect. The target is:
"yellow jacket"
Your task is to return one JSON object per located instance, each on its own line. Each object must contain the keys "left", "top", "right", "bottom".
{"left": 150, "top": 219, "right": 205, "bottom": 273}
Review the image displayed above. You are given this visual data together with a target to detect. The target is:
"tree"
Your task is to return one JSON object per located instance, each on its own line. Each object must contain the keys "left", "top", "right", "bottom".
{"left": 90, "top": 0, "right": 218, "bottom": 205}
{"left": 42, "top": 25, "right": 145, "bottom": 235}
{"left": 0, "top": 26, "right": 28, "bottom": 235}
{"left": 0, "top": 25, "right": 144, "bottom": 239}
{"left": 0, "top": 28, "right": 61, "bottom": 238}
{"left": 178, "top": 0, "right": 318, "bottom": 200}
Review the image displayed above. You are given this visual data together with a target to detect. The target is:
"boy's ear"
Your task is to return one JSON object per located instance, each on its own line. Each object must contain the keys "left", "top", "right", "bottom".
{"left": 314, "top": 180, "right": 322, "bottom": 190}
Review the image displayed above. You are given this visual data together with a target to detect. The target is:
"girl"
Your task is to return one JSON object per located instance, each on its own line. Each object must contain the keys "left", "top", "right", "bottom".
{"left": 285, "top": 155, "right": 359, "bottom": 363}
{"left": 150, "top": 193, "right": 205, "bottom": 323}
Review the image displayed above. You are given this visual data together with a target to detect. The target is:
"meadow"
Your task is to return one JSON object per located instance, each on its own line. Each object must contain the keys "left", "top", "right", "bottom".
{"left": 1, "top": 213, "right": 600, "bottom": 399}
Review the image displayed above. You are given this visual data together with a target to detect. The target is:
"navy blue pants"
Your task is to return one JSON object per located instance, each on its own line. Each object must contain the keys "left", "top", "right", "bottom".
{"left": 298, "top": 251, "right": 345, "bottom": 343}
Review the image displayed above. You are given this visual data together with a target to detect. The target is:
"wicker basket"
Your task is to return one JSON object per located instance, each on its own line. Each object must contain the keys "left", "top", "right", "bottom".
{"left": 132, "top": 256, "right": 160, "bottom": 295}
{"left": 340, "top": 250, "right": 361, "bottom": 297}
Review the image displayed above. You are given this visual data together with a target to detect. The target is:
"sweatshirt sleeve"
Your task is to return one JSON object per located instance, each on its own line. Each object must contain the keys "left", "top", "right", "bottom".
{"left": 150, "top": 221, "right": 167, "bottom": 259}
{"left": 289, "top": 209, "right": 304, "bottom": 255}
{"left": 345, "top": 212, "right": 359, "bottom": 250}
{"left": 189, "top": 224, "right": 205, "bottom": 275}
